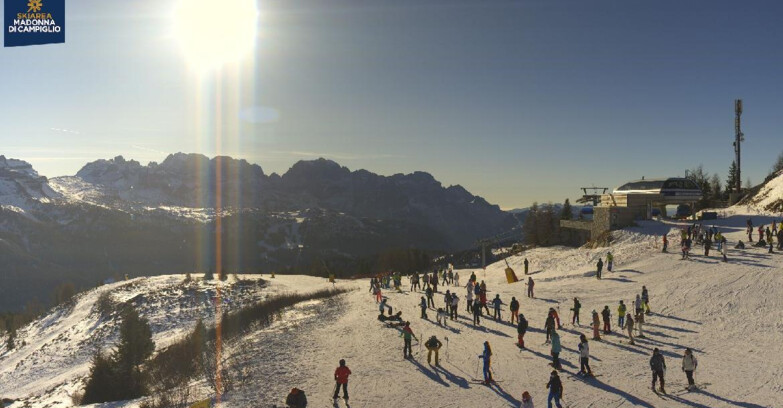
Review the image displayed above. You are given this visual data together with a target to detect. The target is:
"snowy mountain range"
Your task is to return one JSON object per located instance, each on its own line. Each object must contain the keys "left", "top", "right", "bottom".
{"left": 0, "top": 154, "right": 516, "bottom": 310}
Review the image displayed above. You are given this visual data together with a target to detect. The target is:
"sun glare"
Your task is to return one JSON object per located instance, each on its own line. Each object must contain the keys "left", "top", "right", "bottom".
{"left": 173, "top": 0, "right": 259, "bottom": 71}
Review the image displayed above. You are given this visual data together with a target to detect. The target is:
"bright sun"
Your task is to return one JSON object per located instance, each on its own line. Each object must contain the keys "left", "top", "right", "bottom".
{"left": 173, "top": 0, "right": 259, "bottom": 70}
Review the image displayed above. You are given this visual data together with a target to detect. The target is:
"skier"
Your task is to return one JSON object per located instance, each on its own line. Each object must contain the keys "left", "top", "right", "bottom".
{"left": 425, "top": 335, "right": 443, "bottom": 366}
{"left": 596, "top": 258, "right": 603, "bottom": 279}
{"left": 442, "top": 269, "right": 448, "bottom": 286}
{"left": 400, "top": 322, "right": 418, "bottom": 359}
{"left": 778, "top": 229, "right": 783, "bottom": 250}
{"left": 544, "top": 312, "right": 556, "bottom": 343}
{"left": 524, "top": 258, "right": 530, "bottom": 275}
{"left": 478, "top": 341, "right": 493, "bottom": 384}
{"left": 444, "top": 290, "right": 452, "bottom": 315}
{"left": 454, "top": 271, "right": 460, "bottom": 287}
{"left": 601, "top": 305, "right": 611, "bottom": 334}
{"left": 662, "top": 234, "right": 668, "bottom": 252}
{"left": 527, "top": 276, "right": 535, "bottom": 298}
{"left": 571, "top": 297, "right": 581, "bottom": 326}
{"left": 332, "top": 359, "right": 352, "bottom": 401}
{"left": 641, "top": 286, "right": 650, "bottom": 315}
{"left": 722, "top": 236, "right": 728, "bottom": 262}
{"left": 436, "top": 307, "right": 448, "bottom": 326}
{"left": 578, "top": 334, "right": 593, "bottom": 376}
{"left": 635, "top": 294, "right": 642, "bottom": 316}
{"left": 466, "top": 281, "right": 474, "bottom": 313}
{"left": 758, "top": 225, "right": 764, "bottom": 242}
{"left": 517, "top": 313, "right": 528, "bottom": 348}
{"left": 549, "top": 307, "right": 562, "bottom": 329}
{"left": 520, "top": 390, "right": 533, "bottom": 408}
{"left": 591, "top": 310, "right": 601, "bottom": 340}
{"left": 550, "top": 331, "right": 563, "bottom": 370}
{"left": 625, "top": 313, "right": 635, "bottom": 345}
{"left": 286, "top": 387, "right": 308, "bottom": 408}
{"left": 419, "top": 296, "right": 428, "bottom": 319}
{"left": 606, "top": 251, "right": 614, "bottom": 272}
{"left": 410, "top": 272, "right": 420, "bottom": 292}
{"left": 480, "top": 283, "right": 491, "bottom": 315}
{"left": 447, "top": 269, "right": 454, "bottom": 285}
{"left": 473, "top": 298, "right": 482, "bottom": 325}
{"left": 682, "top": 348, "right": 698, "bottom": 391}
{"left": 545, "top": 370, "right": 564, "bottom": 408}
{"left": 379, "top": 298, "right": 391, "bottom": 316}
{"left": 636, "top": 310, "right": 645, "bottom": 338}
{"left": 470, "top": 271, "right": 477, "bottom": 283}
{"left": 746, "top": 218, "right": 753, "bottom": 242}
{"left": 509, "top": 296, "right": 520, "bottom": 324}
{"left": 426, "top": 286, "right": 434, "bottom": 308}
{"left": 704, "top": 235, "right": 711, "bottom": 256}
{"left": 492, "top": 294, "right": 504, "bottom": 321}
{"left": 450, "top": 294, "right": 459, "bottom": 320}
{"left": 650, "top": 348, "right": 666, "bottom": 393}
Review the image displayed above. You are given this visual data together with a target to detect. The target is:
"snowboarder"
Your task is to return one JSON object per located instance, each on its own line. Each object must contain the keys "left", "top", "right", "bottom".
{"left": 596, "top": 258, "right": 603, "bottom": 279}
{"left": 425, "top": 335, "right": 443, "bottom": 366}
{"left": 527, "top": 276, "right": 535, "bottom": 298}
{"left": 333, "top": 359, "right": 351, "bottom": 401}
{"left": 517, "top": 313, "right": 528, "bottom": 348}
{"left": 606, "top": 252, "right": 614, "bottom": 272}
{"left": 591, "top": 310, "right": 601, "bottom": 340}
{"left": 400, "top": 322, "right": 418, "bottom": 359}
{"left": 601, "top": 305, "right": 611, "bottom": 334}
{"left": 682, "top": 348, "right": 698, "bottom": 390}
{"left": 641, "top": 286, "right": 650, "bottom": 315}
{"left": 626, "top": 313, "right": 635, "bottom": 345}
{"left": 524, "top": 258, "right": 529, "bottom": 275}
{"left": 473, "top": 298, "right": 482, "bottom": 325}
{"left": 545, "top": 370, "right": 564, "bottom": 408}
{"left": 492, "top": 294, "right": 504, "bottom": 321}
{"left": 419, "top": 296, "right": 428, "bottom": 319}
{"left": 571, "top": 297, "right": 581, "bottom": 326}
{"left": 478, "top": 341, "right": 493, "bottom": 384}
{"left": 544, "top": 312, "right": 556, "bottom": 343}
{"left": 509, "top": 296, "right": 520, "bottom": 324}
{"left": 520, "top": 390, "right": 533, "bottom": 408}
{"left": 578, "top": 334, "right": 593, "bottom": 376}
{"left": 550, "top": 331, "right": 563, "bottom": 370}
{"left": 650, "top": 348, "right": 666, "bottom": 393}
{"left": 286, "top": 387, "right": 308, "bottom": 408}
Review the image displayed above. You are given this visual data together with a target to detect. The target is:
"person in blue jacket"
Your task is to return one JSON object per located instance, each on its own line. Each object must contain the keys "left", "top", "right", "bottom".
{"left": 478, "top": 341, "right": 493, "bottom": 384}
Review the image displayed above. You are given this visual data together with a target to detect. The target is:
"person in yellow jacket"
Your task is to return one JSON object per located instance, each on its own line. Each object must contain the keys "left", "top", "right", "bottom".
{"left": 618, "top": 300, "right": 627, "bottom": 329}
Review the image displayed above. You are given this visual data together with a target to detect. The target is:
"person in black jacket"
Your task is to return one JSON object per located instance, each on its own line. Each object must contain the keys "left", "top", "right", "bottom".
{"left": 546, "top": 370, "right": 563, "bottom": 408}
{"left": 517, "top": 313, "right": 528, "bottom": 348}
{"left": 596, "top": 258, "right": 603, "bottom": 279}
{"left": 650, "top": 348, "right": 666, "bottom": 393}
{"left": 601, "top": 306, "right": 611, "bottom": 334}
{"left": 286, "top": 388, "right": 307, "bottom": 407}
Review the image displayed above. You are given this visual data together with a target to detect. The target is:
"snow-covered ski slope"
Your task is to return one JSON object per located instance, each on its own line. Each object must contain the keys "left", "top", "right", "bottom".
{"left": 248, "top": 215, "right": 781, "bottom": 408}
{"left": 3, "top": 213, "right": 783, "bottom": 407}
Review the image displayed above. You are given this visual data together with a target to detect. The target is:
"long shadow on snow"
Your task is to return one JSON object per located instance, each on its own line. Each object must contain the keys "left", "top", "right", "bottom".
{"left": 524, "top": 347, "right": 577, "bottom": 369}
{"left": 533, "top": 297, "right": 560, "bottom": 304}
{"left": 574, "top": 376, "right": 656, "bottom": 408}
{"left": 633, "top": 335, "right": 704, "bottom": 353}
{"left": 654, "top": 314, "right": 702, "bottom": 325}
{"left": 419, "top": 318, "right": 462, "bottom": 334}
{"left": 639, "top": 328, "right": 677, "bottom": 339}
{"left": 448, "top": 318, "right": 511, "bottom": 338}
{"left": 602, "top": 277, "right": 636, "bottom": 283}
{"left": 665, "top": 391, "right": 767, "bottom": 408}
{"left": 407, "top": 358, "right": 449, "bottom": 387}
{"left": 486, "top": 382, "right": 521, "bottom": 406}
{"left": 433, "top": 364, "right": 470, "bottom": 389}
{"left": 645, "top": 322, "right": 699, "bottom": 333}
{"left": 597, "top": 338, "right": 648, "bottom": 356}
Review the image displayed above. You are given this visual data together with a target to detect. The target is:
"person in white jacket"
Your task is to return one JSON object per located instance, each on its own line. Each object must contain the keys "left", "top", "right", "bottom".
{"left": 682, "top": 348, "right": 698, "bottom": 390}
{"left": 519, "top": 390, "right": 533, "bottom": 408}
{"left": 578, "top": 334, "right": 593, "bottom": 376}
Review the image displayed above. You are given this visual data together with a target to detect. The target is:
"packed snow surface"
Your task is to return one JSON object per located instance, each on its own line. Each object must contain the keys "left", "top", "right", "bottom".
{"left": 3, "top": 214, "right": 783, "bottom": 407}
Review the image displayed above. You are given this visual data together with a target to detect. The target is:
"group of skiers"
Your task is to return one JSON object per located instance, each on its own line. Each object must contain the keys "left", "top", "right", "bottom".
{"left": 595, "top": 252, "right": 613, "bottom": 279}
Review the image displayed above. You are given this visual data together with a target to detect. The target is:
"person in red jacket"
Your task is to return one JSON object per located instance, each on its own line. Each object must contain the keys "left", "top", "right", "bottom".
{"left": 333, "top": 359, "right": 352, "bottom": 401}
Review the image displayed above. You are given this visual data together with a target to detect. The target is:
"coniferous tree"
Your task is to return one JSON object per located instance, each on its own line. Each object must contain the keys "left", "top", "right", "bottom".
{"left": 771, "top": 151, "right": 783, "bottom": 177}
{"left": 726, "top": 161, "right": 738, "bottom": 194}
{"left": 560, "top": 199, "right": 573, "bottom": 220}
{"left": 522, "top": 202, "right": 539, "bottom": 246}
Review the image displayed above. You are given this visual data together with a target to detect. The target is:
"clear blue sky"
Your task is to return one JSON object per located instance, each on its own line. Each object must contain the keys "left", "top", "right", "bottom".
{"left": 1, "top": 0, "right": 782, "bottom": 209}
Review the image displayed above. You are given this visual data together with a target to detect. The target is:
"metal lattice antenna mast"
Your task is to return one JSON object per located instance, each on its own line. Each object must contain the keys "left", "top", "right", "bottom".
{"left": 734, "top": 99, "right": 744, "bottom": 192}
